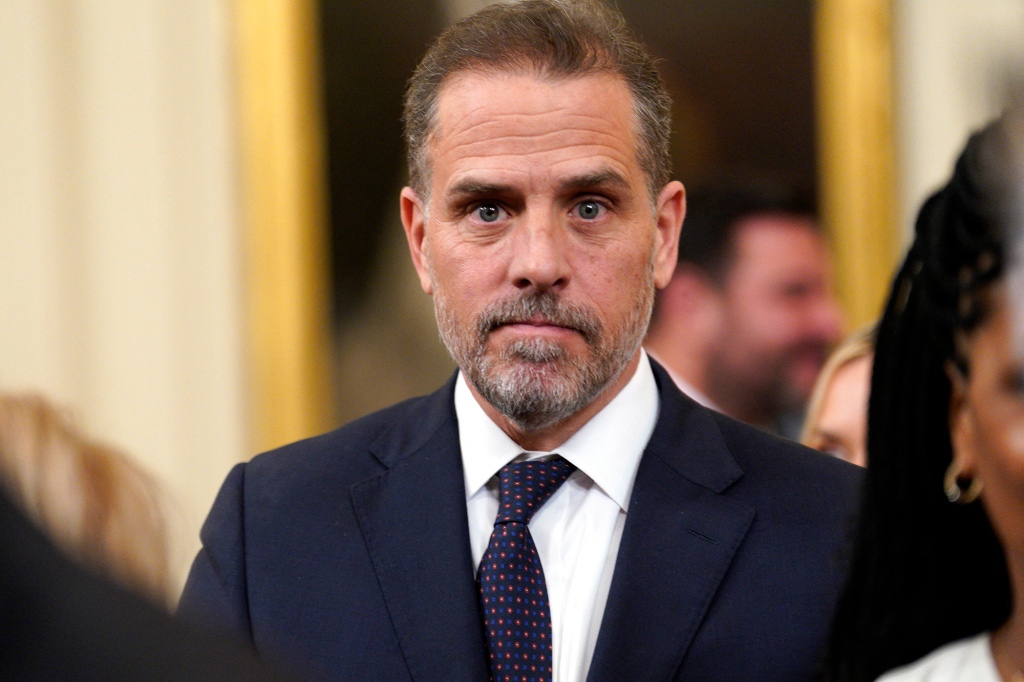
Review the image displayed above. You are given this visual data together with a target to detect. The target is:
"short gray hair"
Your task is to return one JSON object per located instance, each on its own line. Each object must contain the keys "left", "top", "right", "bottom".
{"left": 403, "top": 0, "right": 672, "bottom": 200}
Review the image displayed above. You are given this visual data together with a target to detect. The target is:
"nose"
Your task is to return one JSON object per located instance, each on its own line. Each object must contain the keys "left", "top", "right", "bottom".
{"left": 507, "top": 209, "right": 571, "bottom": 292}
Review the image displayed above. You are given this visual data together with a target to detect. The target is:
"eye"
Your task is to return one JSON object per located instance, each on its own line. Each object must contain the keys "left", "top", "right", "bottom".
{"left": 476, "top": 203, "right": 505, "bottom": 223}
{"left": 574, "top": 200, "right": 604, "bottom": 220}
{"left": 807, "top": 434, "right": 848, "bottom": 462}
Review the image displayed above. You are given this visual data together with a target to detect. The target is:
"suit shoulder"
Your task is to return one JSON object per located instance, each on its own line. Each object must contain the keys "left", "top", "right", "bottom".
{"left": 244, "top": 382, "right": 457, "bottom": 486}
{"left": 710, "top": 409, "right": 859, "bottom": 474}
{"left": 708, "top": 409, "right": 862, "bottom": 505}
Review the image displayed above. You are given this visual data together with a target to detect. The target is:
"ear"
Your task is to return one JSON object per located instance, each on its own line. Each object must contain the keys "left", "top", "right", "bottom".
{"left": 652, "top": 264, "right": 725, "bottom": 344}
{"left": 946, "top": 360, "right": 979, "bottom": 477}
{"left": 652, "top": 181, "right": 686, "bottom": 289}
{"left": 655, "top": 266, "right": 712, "bottom": 319}
{"left": 682, "top": 264, "right": 726, "bottom": 337}
{"left": 400, "top": 186, "right": 433, "bottom": 295}
{"left": 664, "top": 264, "right": 718, "bottom": 313}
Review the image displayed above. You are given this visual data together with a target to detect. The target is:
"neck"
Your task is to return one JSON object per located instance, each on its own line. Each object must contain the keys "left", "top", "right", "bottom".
{"left": 469, "top": 352, "right": 642, "bottom": 452}
{"left": 992, "top": 555, "right": 1024, "bottom": 680}
{"left": 991, "top": 621, "right": 1024, "bottom": 681}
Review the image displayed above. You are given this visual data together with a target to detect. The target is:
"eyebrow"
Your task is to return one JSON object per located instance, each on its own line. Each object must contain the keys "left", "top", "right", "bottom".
{"left": 557, "top": 170, "right": 630, "bottom": 194}
{"left": 446, "top": 169, "right": 630, "bottom": 203}
{"left": 811, "top": 429, "right": 844, "bottom": 445}
{"left": 446, "top": 180, "right": 516, "bottom": 202}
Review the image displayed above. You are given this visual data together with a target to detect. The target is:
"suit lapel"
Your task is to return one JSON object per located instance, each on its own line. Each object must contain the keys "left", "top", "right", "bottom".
{"left": 350, "top": 377, "right": 489, "bottom": 682}
{"left": 587, "top": 365, "right": 755, "bottom": 682}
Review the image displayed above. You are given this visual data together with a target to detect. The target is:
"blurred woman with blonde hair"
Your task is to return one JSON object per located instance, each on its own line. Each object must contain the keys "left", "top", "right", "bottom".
{"left": 0, "top": 393, "right": 171, "bottom": 604}
{"left": 801, "top": 326, "right": 875, "bottom": 467}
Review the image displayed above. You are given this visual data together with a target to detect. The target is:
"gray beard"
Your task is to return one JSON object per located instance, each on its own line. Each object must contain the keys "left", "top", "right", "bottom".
{"left": 433, "top": 266, "right": 654, "bottom": 432}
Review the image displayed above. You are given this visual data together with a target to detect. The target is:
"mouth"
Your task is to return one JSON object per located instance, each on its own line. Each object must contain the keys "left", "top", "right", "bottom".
{"left": 494, "top": 318, "right": 580, "bottom": 339}
{"left": 474, "top": 292, "right": 601, "bottom": 345}
{"left": 504, "top": 316, "right": 573, "bottom": 328}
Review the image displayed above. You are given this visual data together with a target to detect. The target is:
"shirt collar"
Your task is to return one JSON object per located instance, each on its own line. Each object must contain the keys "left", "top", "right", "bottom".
{"left": 456, "top": 351, "right": 660, "bottom": 512}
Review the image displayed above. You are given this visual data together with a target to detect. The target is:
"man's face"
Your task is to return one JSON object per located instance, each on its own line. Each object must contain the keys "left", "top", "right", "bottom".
{"left": 401, "top": 71, "right": 683, "bottom": 432}
{"left": 707, "top": 216, "right": 843, "bottom": 420}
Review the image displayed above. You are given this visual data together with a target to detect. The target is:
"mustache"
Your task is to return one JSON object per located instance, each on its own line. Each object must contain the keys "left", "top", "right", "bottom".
{"left": 474, "top": 291, "right": 602, "bottom": 344}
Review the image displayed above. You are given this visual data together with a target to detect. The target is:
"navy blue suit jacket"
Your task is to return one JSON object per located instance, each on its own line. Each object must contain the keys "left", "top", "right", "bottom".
{"left": 179, "top": 361, "right": 861, "bottom": 680}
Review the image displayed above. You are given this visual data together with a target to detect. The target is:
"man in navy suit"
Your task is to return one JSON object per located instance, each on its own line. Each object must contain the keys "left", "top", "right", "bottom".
{"left": 179, "top": 1, "right": 860, "bottom": 680}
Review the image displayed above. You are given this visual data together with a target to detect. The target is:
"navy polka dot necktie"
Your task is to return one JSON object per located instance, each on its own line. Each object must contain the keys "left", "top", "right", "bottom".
{"left": 478, "top": 456, "right": 576, "bottom": 682}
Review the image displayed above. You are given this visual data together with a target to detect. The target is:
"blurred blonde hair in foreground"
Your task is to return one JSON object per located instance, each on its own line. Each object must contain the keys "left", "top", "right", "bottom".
{"left": 0, "top": 394, "right": 172, "bottom": 605}
{"left": 800, "top": 326, "right": 876, "bottom": 466}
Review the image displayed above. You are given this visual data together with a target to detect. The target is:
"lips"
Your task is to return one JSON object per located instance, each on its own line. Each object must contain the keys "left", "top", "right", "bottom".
{"left": 494, "top": 319, "right": 580, "bottom": 339}
{"left": 475, "top": 291, "right": 601, "bottom": 344}
{"left": 504, "top": 317, "right": 573, "bottom": 329}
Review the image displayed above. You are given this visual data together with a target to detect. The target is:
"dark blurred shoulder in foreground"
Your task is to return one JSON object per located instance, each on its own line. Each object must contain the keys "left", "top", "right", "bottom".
{"left": 0, "top": 484, "right": 291, "bottom": 682}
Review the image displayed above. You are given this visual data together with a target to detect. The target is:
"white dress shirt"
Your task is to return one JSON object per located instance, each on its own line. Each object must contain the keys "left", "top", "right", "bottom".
{"left": 456, "top": 352, "right": 660, "bottom": 682}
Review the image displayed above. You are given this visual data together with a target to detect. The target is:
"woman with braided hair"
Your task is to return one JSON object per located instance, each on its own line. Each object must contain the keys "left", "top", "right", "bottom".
{"left": 823, "top": 113, "right": 1024, "bottom": 681}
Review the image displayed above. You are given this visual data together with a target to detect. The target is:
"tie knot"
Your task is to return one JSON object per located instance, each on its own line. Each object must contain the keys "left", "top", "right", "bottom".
{"left": 494, "top": 456, "right": 576, "bottom": 525}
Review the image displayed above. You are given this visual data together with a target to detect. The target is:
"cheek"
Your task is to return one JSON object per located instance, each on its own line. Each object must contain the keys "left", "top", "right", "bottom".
{"left": 575, "top": 242, "right": 652, "bottom": 297}
{"left": 975, "top": 398, "right": 1024, "bottom": 479}
{"left": 728, "top": 285, "right": 783, "bottom": 329}
{"left": 723, "top": 298, "right": 790, "bottom": 351}
{"left": 981, "top": 483, "right": 1024, "bottom": 561}
{"left": 428, "top": 239, "right": 506, "bottom": 292}
{"left": 1003, "top": 414, "right": 1024, "bottom": 460}
{"left": 774, "top": 300, "right": 819, "bottom": 341}
{"left": 975, "top": 408, "right": 1024, "bottom": 554}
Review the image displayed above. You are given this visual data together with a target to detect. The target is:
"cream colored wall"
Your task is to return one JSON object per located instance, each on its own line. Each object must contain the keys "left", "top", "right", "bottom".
{"left": 0, "top": 1, "right": 246, "bottom": 591}
{"left": 894, "top": 0, "right": 1024, "bottom": 237}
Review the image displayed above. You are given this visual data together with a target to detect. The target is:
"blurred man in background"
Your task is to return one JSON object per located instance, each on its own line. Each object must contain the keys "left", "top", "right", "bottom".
{"left": 646, "top": 184, "right": 844, "bottom": 437}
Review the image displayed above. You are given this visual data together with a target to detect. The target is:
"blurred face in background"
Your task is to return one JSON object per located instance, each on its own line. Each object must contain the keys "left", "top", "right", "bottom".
{"left": 706, "top": 216, "right": 844, "bottom": 422}
{"left": 949, "top": 286, "right": 1024, "bottom": 568}
{"left": 804, "top": 353, "right": 872, "bottom": 467}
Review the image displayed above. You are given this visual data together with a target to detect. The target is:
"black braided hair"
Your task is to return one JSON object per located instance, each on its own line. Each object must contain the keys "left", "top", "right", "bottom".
{"left": 822, "top": 115, "right": 1019, "bottom": 682}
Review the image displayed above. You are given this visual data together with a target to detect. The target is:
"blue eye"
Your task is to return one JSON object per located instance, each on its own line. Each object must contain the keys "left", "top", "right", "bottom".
{"left": 477, "top": 204, "right": 502, "bottom": 223}
{"left": 575, "top": 200, "right": 603, "bottom": 220}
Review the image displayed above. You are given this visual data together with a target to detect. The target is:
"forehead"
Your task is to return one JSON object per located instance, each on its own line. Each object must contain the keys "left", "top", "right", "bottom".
{"left": 729, "top": 215, "right": 828, "bottom": 275}
{"left": 427, "top": 70, "right": 642, "bottom": 194}
{"left": 963, "top": 286, "right": 1011, "bottom": 352}
{"left": 823, "top": 355, "right": 872, "bottom": 403}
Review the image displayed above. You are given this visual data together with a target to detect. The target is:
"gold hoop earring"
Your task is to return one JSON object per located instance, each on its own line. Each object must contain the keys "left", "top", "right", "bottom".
{"left": 944, "top": 462, "right": 983, "bottom": 504}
